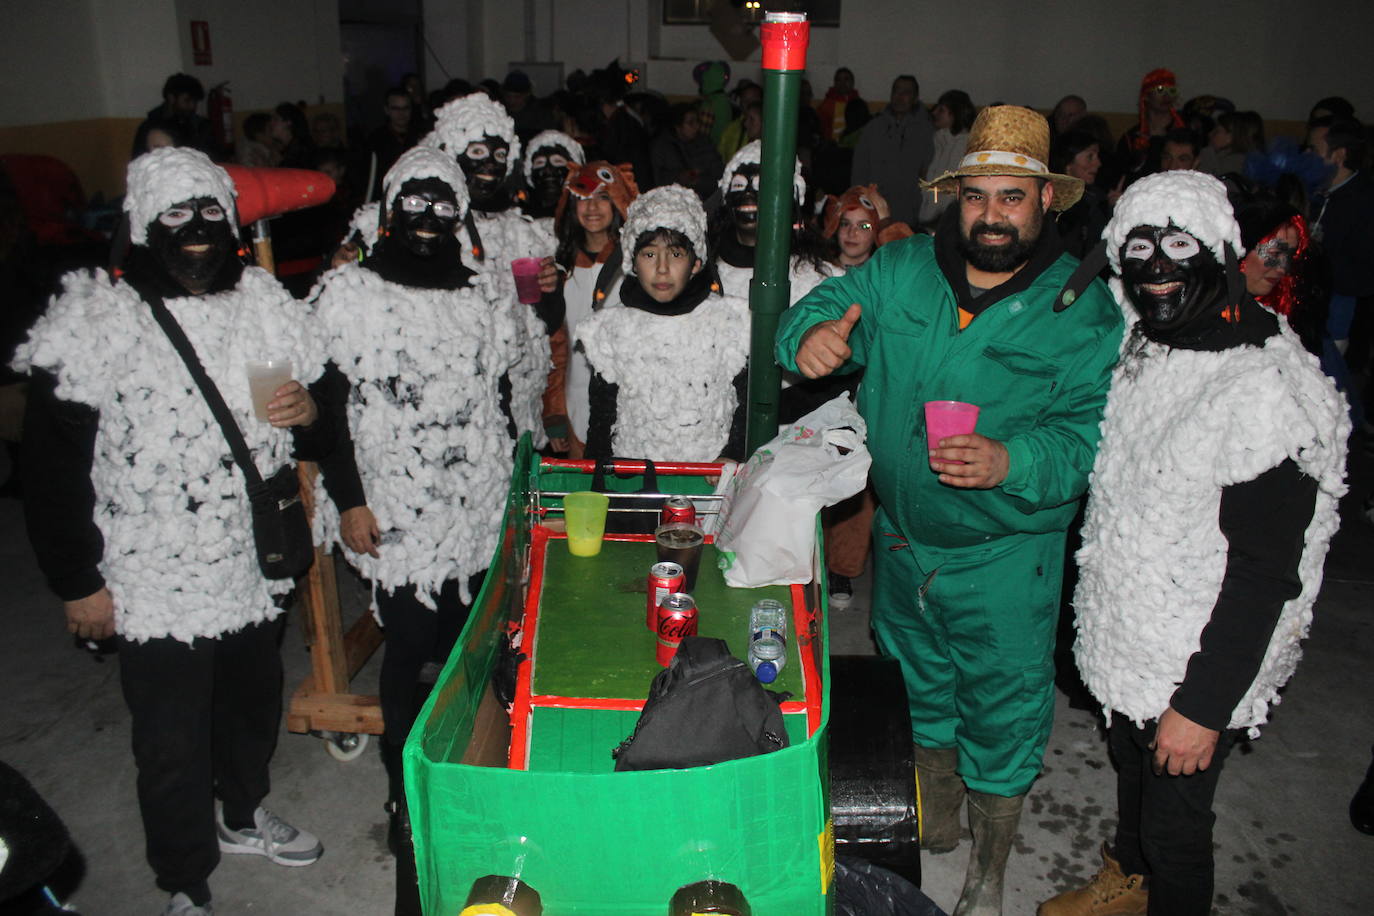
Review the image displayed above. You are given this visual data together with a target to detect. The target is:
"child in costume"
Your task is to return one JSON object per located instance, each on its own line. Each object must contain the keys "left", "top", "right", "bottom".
{"left": 576, "top": 185, "right": 750, "bottom": 463}
{"left": 519, "top": 128, "right": 585, "bottom": 228}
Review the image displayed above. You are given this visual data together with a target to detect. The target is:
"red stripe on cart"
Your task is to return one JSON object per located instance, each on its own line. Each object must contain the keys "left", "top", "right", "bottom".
{"left": 541, "top": 458, "right": 726, "bottom": 476}
{"left": 506, "top": 526, "right": 551, "bottom": 771}
{"left": 527, "top": 694, "right": 808, "bottom": 716}
{"left": 792, "top": 583, "right": 823, "bottom": 737}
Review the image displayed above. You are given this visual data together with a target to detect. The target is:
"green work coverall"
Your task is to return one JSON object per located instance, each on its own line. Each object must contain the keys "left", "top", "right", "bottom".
{"left": 776, "top": 234, "right": 1122, "bottom": 795}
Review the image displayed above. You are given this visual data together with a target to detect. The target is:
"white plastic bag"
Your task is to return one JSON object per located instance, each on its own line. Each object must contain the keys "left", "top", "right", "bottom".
{"left": 714, "top": 394, "right": 871, "bottom": 587}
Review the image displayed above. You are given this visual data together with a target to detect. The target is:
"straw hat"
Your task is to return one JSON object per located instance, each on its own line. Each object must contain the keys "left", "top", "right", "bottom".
{"left": 922, "top": 105, "right": 1084, "bottom": 211}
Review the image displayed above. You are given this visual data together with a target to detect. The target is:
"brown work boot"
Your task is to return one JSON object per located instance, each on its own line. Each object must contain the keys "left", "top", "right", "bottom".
{"left": 1037, "top": 842, "right": 1148, "bottom": 916}
{"left": 914, "top": 744, "right": 965, "bottom": 852}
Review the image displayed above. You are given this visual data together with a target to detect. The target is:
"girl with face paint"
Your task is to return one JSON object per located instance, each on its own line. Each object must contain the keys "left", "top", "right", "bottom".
{"left": 1234, "top": 192, "right": 1325, "bottom": 356}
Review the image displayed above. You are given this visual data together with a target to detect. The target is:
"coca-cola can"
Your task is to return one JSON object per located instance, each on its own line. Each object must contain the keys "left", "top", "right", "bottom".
{"left": 647, "top": 561, "right": 686, "bottom": 630}
{"left": 655, "top": 593, "right": 698, "bottom": 666}
{"left": 660, "top": 495, "right": 697, "bottom": 528}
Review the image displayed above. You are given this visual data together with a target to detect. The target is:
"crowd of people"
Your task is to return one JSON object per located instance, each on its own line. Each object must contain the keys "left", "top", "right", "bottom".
{"left": 1, "top": 56, "right": 1372, "bottom": 916}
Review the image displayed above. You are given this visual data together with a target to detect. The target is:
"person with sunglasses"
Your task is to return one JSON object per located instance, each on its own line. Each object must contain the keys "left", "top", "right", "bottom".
{"left": 310, "top": 147, "right": 512, "bottom": 916}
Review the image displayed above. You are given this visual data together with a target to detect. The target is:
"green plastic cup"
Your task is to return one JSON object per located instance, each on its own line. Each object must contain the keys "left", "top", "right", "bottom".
{"left": 563, "top": 491, "right": 610, "bottom": 557}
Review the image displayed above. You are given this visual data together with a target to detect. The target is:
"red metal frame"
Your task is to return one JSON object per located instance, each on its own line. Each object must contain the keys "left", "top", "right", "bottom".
{"left": 540, "top": 458, "right": 726, "bottom": 476}
{"left": 505, "top": 526, "right": 819, "bottom": 771}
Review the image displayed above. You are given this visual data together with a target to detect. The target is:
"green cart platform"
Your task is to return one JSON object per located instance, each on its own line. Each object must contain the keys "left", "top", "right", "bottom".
{"left": 404, "top": 438, "right": 834, "bottom": 914}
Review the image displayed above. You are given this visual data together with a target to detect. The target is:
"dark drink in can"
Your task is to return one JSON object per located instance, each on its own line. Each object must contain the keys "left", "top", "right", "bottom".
{"left": 656, "top": 593, "right": 698, "bottom": 666}
{"left": 660, "top": 495, "right": 697, "bottom": 527}
{"left": 647, "top": 561, "right": 686, "bottom": 630}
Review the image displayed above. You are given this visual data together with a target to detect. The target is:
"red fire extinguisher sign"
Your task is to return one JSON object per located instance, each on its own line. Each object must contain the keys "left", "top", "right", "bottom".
{"left": 191, "top": 21, "right": 212, "bottom": 65}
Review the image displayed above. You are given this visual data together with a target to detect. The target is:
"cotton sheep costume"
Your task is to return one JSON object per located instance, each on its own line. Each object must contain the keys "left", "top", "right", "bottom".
{"left": 575, "top": 185, "right": 749, "bottom": 462}
{"left": 12, "top": 147, "right": 327, "bottom": 643}
{"left": 311, "top": 147, "right": 511, "bottom": 608}
{"left": 1073, "top": 170, "right": 1349, "bottom": 735}
{"left": 714, "top": 139, "right": 834, "bottom": 303}
{"left": 421, "top": 92, "right": 554, "bottom": 446}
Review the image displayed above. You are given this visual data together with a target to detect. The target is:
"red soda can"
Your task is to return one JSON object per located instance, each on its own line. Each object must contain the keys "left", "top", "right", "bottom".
{"left": 647, "top": 561, "right": 686, "bottom": 630}
{"left": 660, "top": 495, "right": 696, "bottom": 528}
{"left": 655, "top": 593, "right": 698, "bottom": 666}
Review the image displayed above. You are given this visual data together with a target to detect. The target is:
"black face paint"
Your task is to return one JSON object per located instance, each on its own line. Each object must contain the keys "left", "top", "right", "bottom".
{"left": 725, "top": 164, "right": 761, "bottom": 243}
{"left": 146, "top": 196, "right": 235, "bottom": 294}
{"left": 388, "top": 177, "right": 460, "bottom": 258}
{"left": 457, "top": 134, "right": 511, "bottom": 211}
{"left": 528, "top": 145, "right": 571, "bottom": 210}
{"left": 1120, "top": 225, "right": 1227, "bottom": 338}
{"left": 368, "top": 177, "right": 471, "bottom": 290}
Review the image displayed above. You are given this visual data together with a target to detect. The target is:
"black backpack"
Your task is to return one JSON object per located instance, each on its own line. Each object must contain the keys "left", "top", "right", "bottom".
{"left": 612, "top": 636, "right": 791, "bottom": 771}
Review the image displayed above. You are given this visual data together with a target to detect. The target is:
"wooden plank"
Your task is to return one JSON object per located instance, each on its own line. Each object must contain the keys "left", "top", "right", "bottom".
{"left": 289, "top": 690, "right": 385, "bottom": 734}
{"left": 344, "top": 612, "right": 383, "bottom": 678}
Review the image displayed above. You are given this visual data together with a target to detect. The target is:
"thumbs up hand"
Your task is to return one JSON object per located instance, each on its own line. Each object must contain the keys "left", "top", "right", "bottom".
{"left": 796, "top": 303, "right": 862, "bottom": 378}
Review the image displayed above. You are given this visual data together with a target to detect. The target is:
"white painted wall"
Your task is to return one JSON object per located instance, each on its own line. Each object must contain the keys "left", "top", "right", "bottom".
{"left": 0, "top": 0, "right": 181, "bottom": 126}
{"left": 434, "top": 0, "right": 1374, "bottom": 121}
{"left": 173, "top": 0, "right": 345, "bottom": 109}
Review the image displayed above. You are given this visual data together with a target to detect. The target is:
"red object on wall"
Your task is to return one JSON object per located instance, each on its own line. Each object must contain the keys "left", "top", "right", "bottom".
{"left": 190, "top": 20, "right": 212, "bottom": 65}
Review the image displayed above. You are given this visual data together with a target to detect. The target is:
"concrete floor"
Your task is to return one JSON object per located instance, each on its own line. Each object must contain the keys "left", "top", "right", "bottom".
{"left": 2, "top": 433, "right": 1372, "bottom": 916}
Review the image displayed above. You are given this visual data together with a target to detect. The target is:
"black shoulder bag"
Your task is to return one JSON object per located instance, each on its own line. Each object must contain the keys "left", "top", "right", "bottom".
{"left": 144, "top": 292, "right": 314, "bottom": 580}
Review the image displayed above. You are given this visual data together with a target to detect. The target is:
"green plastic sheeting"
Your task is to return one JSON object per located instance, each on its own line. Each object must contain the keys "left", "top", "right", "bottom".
{"left": 405, "top": 440, "right": 834, "bottom": 914}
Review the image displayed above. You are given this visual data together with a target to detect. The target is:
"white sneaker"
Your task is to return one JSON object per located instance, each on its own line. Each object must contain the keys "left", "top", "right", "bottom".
{"left": 163, "top": 892, "right": 213, "bottom": 915}
{"left": 216, "top": 805, "right": 323, "bottom": 867}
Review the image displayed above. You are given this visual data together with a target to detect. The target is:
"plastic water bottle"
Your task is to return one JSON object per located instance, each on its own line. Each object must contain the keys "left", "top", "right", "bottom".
{"left": 748, "top": 599, "right": 787, "bottom": 684}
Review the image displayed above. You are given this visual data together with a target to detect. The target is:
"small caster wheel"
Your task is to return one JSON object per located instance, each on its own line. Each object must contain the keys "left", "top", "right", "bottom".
{"left": 325, "top": 731, "right": 369, "bottom": 761}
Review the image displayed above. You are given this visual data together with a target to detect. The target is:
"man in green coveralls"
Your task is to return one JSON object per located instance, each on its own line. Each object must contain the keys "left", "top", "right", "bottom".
{"left": 777, "top": 106, "right": 1123, "bottom": 916}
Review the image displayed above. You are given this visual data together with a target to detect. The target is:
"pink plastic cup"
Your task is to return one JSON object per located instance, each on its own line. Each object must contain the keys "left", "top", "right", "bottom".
{"left": 511, "top": 257, "right": 543, "bottom": 304}
{"left": 924, "top": 401, "right": 980, "bottom": 463}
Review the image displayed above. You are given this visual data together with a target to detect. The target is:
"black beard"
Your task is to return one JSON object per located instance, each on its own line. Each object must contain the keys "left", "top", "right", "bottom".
{"left": 956, "top": 218, "right": 1039, "bottom": 273}
{"left": 147, "top": 216, "right": 235, "bottom": 294}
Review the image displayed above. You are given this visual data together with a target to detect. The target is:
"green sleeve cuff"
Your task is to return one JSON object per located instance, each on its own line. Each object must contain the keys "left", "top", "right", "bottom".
{"left": 999, "top": 437, "right": 1041, "bottom": 505}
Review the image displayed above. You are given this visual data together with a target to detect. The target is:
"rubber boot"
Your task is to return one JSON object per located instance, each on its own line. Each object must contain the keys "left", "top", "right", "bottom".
{"left": 953, "top": 790, "right": 1025, "bottom": 916}
{"left": 381, "top": 741, "right": 422, "bottom": 916}
{"left": 914, "top": 744, "right": 965, "bottom": 852}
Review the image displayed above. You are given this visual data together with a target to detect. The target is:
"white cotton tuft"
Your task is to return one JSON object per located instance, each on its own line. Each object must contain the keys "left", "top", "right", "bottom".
{"left": 620, "top": 185, "right": 708, "bottom": 275}
{"left": 422, "top": 92, "right": 521, "bottom": 170}
{"left": 347, "top": 202, "right": 381, "bottom": 251}
{"left": 717, "top": 139, "right": 806, "bottom": 205}
{"left": 522, "top": 130, "right": 585, "bottom": 182}
{"left": 12, "top": 266, "right": 327, "bottom": 643}
{"left": 1104, "top": 170, "right": 1243, "bottom": 272}
{"left": 125, "top": 147, "right": 238, "bottom": 246}
{"left": 382, "top": 147, "right": 471, "bottom": 219}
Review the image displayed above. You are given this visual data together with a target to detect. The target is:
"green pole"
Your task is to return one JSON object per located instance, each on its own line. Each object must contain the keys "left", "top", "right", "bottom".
{"left": 745, "top": 12, "right": 810, "bottom": 456}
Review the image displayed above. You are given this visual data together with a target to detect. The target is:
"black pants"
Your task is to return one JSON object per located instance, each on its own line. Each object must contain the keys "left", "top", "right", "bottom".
{"left": 117, "top": 615, "right": 285, "bottom": 898}
{"left": 1109, "top": 713, "right": 1236, "bottom": 916}
{"left": 375, "top": 574, "right": 482, "bottom": 796}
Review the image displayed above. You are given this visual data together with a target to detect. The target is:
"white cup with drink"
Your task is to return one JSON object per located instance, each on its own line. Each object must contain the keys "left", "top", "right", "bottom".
{"left": 245, "top": 359, "right": 294, "bottom": 422}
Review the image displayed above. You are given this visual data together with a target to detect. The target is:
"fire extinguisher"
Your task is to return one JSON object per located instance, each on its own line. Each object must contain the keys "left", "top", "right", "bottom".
{"left": 208, "top": 82, "right": 234, "bottom": 150}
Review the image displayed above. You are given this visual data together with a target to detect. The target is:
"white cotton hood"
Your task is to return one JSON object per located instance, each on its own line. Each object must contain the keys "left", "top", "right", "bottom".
{"left": 620, "top": 185, "right": 708, "bottom": 275}
{"left": 422, "top": 92, "right": 521, "bottom": 170}
{"left": 125, "top": 147, "right": 238, "bottom": 246}
{"left": 1104, "top": 170, "right": 1243, "bottom": 272}
{"left": 718, "top": 139, "right": 806, "bottom": 204}
{"left": 382, "top": 146, "right": 471, "bottom": 220}
{"left": 522, "top": 130, "right": 585, "bottom": 182}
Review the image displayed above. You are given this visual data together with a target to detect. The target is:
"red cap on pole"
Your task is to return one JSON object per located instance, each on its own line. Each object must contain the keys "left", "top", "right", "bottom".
{"left": 222, "top": 165, "right": 336, "bottom": 225}
{"left": 760, "top": 12, "right": 810, "bottom": 71}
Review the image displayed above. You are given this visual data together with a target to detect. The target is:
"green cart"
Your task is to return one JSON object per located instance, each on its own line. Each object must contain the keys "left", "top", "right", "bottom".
{"left": 404, "top": 437, "right": 835, "bottom": 914}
